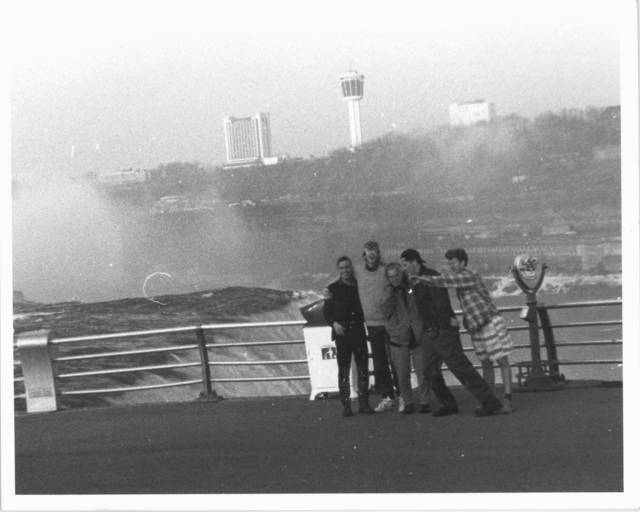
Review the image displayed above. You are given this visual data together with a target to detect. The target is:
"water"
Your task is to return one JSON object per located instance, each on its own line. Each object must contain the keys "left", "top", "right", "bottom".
{"left": 13, "top": 274, "right": 622, "bottom": 411}
{"left": 11, "top": 175, "right": 259, "bottom": 303}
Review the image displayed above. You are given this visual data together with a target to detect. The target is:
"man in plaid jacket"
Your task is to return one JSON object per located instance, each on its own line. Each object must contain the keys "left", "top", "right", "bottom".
{"left": 412, "top": 248, "right": 513, "bottom": 412}
{"left": 400, "top": 248, "right": 505, "bottom": 417}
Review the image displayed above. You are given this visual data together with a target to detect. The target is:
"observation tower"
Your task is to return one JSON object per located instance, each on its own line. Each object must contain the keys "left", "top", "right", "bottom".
{"left": 339, "top": 70, "right": 365, "bottom": 148}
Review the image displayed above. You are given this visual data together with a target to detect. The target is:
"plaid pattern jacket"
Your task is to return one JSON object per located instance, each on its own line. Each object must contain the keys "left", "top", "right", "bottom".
{"left": 419, "top": 268, "right": 498, "bottom": 334}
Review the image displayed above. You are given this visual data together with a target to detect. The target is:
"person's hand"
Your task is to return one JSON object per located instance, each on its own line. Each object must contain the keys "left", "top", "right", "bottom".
{"left": 323, "top": 287, "right": 332, "bottom": 300}
{"left": 333, "top": 322, "right": 345, "bottom": 336}
{"left": 408, "top": 275, "right": 422, "bottom": 286}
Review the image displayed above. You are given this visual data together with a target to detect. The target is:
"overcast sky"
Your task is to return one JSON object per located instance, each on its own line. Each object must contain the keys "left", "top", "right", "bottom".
{"left": 9, "top": 0, "right": 625, "bottom": 180}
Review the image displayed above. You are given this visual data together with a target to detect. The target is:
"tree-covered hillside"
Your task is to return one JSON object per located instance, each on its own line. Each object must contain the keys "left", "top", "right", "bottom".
{"left": 211, "top": 107, "right": 619, "bottom": 203}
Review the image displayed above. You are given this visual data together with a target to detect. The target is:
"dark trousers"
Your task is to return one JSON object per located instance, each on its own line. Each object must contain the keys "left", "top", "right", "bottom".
{"left": 335, "top": 325, "right": 370, "bottom": 404}
{"left": 424, "top": 327, "right": 502, "bottom": 411}
{"left": 367, "top": 325, "right": 395, "bottom": 399}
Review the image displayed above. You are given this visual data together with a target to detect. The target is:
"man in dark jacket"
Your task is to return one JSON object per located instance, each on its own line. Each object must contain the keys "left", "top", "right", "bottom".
{"left": 323, "top": 256, "right": 374, "bottom": 417}
{"left": 400, "top": 249, "right": 504, "bottom": 417}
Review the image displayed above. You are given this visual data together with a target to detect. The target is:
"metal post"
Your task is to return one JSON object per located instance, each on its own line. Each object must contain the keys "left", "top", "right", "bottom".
{"left": 525, "top": 292, "right": 544, "bottom": 376}
{"left": 537, "top": 305, "right": 565, "bottom": 382}
{"left": 16, "top": 330, "right": 58, "bottom": 413}
{"left": 520, "top": 295, "right": 560, "bottom": 390}
{"left": 195, "top": 328, "right": 221, "bottom": 402}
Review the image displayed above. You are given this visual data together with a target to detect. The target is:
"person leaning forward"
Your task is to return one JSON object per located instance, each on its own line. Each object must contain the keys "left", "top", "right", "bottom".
{"left": 412, "top": 248, "right": 514, "bottom": 413}
{"left": 323, "top": 256, "right": 375, "bottom": 417}
{"left": 400, "top": 248, "right": 505, "bottom": 417}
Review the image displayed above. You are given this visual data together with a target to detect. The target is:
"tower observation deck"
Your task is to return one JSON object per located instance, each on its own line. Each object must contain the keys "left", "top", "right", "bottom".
{"left": 339, "top": 70, "right": 364, "bottom": 148}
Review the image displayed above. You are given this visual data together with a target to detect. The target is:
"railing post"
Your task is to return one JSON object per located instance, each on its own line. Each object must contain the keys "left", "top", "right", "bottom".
{"left": 537, "top": 305, "right": 565, "bottom": 382}
{"left": 195, "top": 328, "right": 222, "bottom": 402}
{"left": 525, "top": 291, "right": 544, "bottom": 375}
{"left": 16, "top": 329, "right": 58, "bottom": 413}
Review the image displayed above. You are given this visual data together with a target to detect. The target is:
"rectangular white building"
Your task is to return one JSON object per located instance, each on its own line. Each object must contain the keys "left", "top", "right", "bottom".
{"left": 449, "top": 100, "right": 495, "bottom": 127}
{"left": 223, "top": 112, "right": 273, "bottom": 166}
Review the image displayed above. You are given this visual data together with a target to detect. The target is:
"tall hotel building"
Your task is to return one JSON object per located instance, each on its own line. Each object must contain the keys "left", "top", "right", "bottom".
{"left": 223, "top": 112, "right": 272, "bottom": 166}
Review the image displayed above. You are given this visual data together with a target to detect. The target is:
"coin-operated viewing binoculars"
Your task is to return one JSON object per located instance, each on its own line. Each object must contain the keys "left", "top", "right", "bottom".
{"left": 511, "top": 254, "right": 565, "bottom": 389}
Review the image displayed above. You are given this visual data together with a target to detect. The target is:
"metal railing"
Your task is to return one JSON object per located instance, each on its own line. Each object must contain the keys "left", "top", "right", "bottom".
{"left": 13, "top": 299, "right": 621, "bottom": 411}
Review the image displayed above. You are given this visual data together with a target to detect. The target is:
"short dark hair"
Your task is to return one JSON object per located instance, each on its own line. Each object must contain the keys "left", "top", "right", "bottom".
{"left": 445, "top": 248, "right": 468, "bottom": 265}
{"left": 399, "top": 248, "right": 425, "bottom": 264}
{"left": 336, "top": 255, "right": 352, "bottom": 267}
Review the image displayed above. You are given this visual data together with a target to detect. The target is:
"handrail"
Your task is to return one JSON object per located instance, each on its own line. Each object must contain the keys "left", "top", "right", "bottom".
{"left": 53, "top": 344, "right": 200, "bottom": 362}
{"left": 14, "top": 298, "right": 622, "bottom": 411}
{"left": 57, "top": 362, "right": 202, "bottom": 379}
{"left": 452, "top": 299, "right": 621, "bottom": 316}
{"left": 50, "top": 320, "right": 307, "bottom": 345}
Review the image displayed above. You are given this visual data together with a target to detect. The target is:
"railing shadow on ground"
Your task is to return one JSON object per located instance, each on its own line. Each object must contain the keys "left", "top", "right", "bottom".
{"left": 13, "top": 299, "right": 621, "bottom": 413}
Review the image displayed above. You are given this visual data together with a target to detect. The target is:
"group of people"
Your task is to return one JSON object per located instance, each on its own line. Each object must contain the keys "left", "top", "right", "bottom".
{"left": 322, "top": 240, "right": 513, "bottom": 418}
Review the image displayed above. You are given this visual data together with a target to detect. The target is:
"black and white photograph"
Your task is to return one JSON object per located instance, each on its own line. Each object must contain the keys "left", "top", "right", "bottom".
{"left": 2, "top": 0, "right": 638, "bottom": 510}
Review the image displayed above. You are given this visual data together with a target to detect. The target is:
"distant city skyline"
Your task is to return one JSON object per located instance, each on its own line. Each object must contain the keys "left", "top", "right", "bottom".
{"left": 9, "top": 1, "right": 624, "bottom": 180}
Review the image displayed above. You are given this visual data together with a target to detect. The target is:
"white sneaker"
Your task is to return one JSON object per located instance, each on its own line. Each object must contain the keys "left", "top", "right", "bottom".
{"left": 374, "top": 396, "right": 395, "bottom": 413}
{"left": 397, "top": 396, "right": 405, "bottom": 413}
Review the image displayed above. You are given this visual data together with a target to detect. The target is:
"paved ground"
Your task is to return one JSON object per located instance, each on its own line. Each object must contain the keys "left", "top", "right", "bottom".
{"left": 14, "top": 382, "right": 622, "bottom": 494}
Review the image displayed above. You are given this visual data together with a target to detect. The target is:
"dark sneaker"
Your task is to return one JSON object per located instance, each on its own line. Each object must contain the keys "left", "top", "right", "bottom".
{"left": 401, "top": 403, "right": 415, "bottom": 415}
{"left": 432, "top": 405, "right": 459, "bottom": 417}
{"left": 419, "top": 404, "right": 432, "bottom": 414}
{"left": 474, "top": 406, "right": 504, "bottom": 417}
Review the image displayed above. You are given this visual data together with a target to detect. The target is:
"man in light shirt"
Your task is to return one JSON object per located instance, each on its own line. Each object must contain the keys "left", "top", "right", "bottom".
{"left": 355, "top": 241, "right": 397, "bottom": 412}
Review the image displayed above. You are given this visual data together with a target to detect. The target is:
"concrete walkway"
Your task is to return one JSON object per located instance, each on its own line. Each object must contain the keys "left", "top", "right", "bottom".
{"left": 14, "top": 382, "right": 622, "bottom": 494}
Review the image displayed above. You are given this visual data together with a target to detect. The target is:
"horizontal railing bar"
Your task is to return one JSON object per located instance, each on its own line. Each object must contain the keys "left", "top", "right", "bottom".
{"left": 60, "top": 375, "right": 311, "bottom": 395}
{"left": 53, "top": 340, "right": 306, "bottom": 362}
{"left": 555, "top": 340, "right": 622, "bottom": 347}
{"left": 209, "top": 359, "right": 308, "bottom": 366}
{"left": 59, "top": 379, "right": 203, "bottom": 395}
{"left": 200, "top": 320, "right": 306, "bottom": 330}
{"left": 207, "top": 339, "right": 305, "bottom": 348}
{"left": 452, "top": 299, "right": 621, "bottom": 316}
{"left": 464, "top": 339, "right": 622, "bottom": 352}
{"left": 542, "top": 300, "right": 622, "bottom": 310}
{"left": 550, "top": 359, "right": 622, "bottom": 366}
{"left": 539, "top": 320, "right": 621, "bottom": 329}
{"left": 53, "top": 344, "right": 199, "bottom": 362}
{"left": 441, "top": 360, "right": 622, "bottom": 372}
{"left": 14, "top": 394, "right": 25, "bottom": 399}
{"left": 491, "top": 320, "right": 621, "bottom": 334}
{"left": 51, "top": 326, "right": 199, "bottom": 344}
{"left": 210, "top": 375, "right": 310, "bottom": 383}
{"left": 14, "top": 377, "right": 24, "bottom": 383}
{"left": 57, "top": 362, "right": 201, "bottom": 379}
{"left": 49, "top": 320, "right": 306, "bottom": 345}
